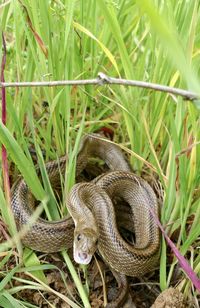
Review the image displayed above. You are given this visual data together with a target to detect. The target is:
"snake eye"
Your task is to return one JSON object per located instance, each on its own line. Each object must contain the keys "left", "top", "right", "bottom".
{"left": 77, "top": 234, "right": 81, "bottom": 241}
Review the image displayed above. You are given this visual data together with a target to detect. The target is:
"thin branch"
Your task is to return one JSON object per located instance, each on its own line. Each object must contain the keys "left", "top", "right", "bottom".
{"left": 0, "top": 72, "right": 198, "bottom": 101}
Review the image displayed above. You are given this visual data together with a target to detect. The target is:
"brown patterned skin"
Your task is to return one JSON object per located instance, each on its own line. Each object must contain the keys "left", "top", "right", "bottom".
{"left": 68, "top": 171, "right": 160, "bottom": 276}
{"left": 11, "top": 133, "right": 160, "bottom": 277}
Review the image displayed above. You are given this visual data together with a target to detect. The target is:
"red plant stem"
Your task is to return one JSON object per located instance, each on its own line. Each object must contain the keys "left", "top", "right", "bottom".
{"left": 1, "top": 33, "right": 11, "bottom": 204}
{"left": 1, "top": 34, "right": 6, "bottom": 123}
{"left": 148, "top": 205, "right": 200, "bottom": 292}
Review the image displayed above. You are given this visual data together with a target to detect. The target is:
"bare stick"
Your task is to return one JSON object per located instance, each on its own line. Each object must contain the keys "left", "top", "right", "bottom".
{"left": 0, "top": 72, "right": 198, "bottom": 101}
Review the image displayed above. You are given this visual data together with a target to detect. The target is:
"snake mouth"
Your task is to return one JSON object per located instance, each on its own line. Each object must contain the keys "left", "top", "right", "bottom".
{"left": 74, "top": 250, "right": 92, "bottom": 264}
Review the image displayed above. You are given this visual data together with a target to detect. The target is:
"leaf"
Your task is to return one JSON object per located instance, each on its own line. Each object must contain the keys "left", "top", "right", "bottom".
{"left": 23, "top": 248, "right": 47, "bottom": 284}
{"left": 0, "top": 120, "right": 45, "bottom": 201}
{"left": 97, "top": 0, "right": 133, "bottom": 78}
{"left": 23, "top": 5, "right": 48, "bottom": 58}
{"left": 0, "top": 291, "right": 23, "bottom": 308}
{"left": 73, "top": 21, "right": 120, "bottom": 76}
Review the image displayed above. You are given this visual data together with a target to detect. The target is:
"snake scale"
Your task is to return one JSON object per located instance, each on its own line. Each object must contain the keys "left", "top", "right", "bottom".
{"left": 11, "top": 133, "right": 160, "bottom": 278}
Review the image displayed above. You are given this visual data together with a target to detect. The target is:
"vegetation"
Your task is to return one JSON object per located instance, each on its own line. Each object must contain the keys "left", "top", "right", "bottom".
{"left": 0, "top": 0, "right": 200, "bottom": 307}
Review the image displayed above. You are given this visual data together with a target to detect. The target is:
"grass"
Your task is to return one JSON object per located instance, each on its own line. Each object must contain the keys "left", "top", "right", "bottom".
{"left": 0, "top": 0, "right": 200, "bottom": 307}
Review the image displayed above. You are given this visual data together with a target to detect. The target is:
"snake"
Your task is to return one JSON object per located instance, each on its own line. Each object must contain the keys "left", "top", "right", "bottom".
{"left": 11, "top": 133, "right": 160, "bottom": 302}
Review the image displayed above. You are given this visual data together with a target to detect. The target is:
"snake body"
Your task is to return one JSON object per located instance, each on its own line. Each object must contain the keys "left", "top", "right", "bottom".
{"left": 11, "top": 133, "right": 160, "bottom": 277}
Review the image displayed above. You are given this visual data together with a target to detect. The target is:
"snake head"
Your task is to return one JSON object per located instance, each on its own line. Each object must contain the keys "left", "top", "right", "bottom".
{"left": 73, "top": 228, "right": 98, "bottom": 265}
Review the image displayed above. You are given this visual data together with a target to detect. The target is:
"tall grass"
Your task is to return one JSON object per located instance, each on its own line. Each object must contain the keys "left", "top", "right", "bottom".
{"left": 0, "top": 0, "right": 200, "bottom": 306}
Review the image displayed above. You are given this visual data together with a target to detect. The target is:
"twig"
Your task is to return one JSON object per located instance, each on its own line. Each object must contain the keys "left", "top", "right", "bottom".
{"left": 176, "top": 141, "right": 200, "bottom": 157}
{"left": 0, "top": 72, "right": 198, "bottom": 101}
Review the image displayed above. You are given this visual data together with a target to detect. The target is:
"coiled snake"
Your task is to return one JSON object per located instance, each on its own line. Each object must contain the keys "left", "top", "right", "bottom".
{"left": 11, "top": 134, "right": 160, "bottom": 303}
